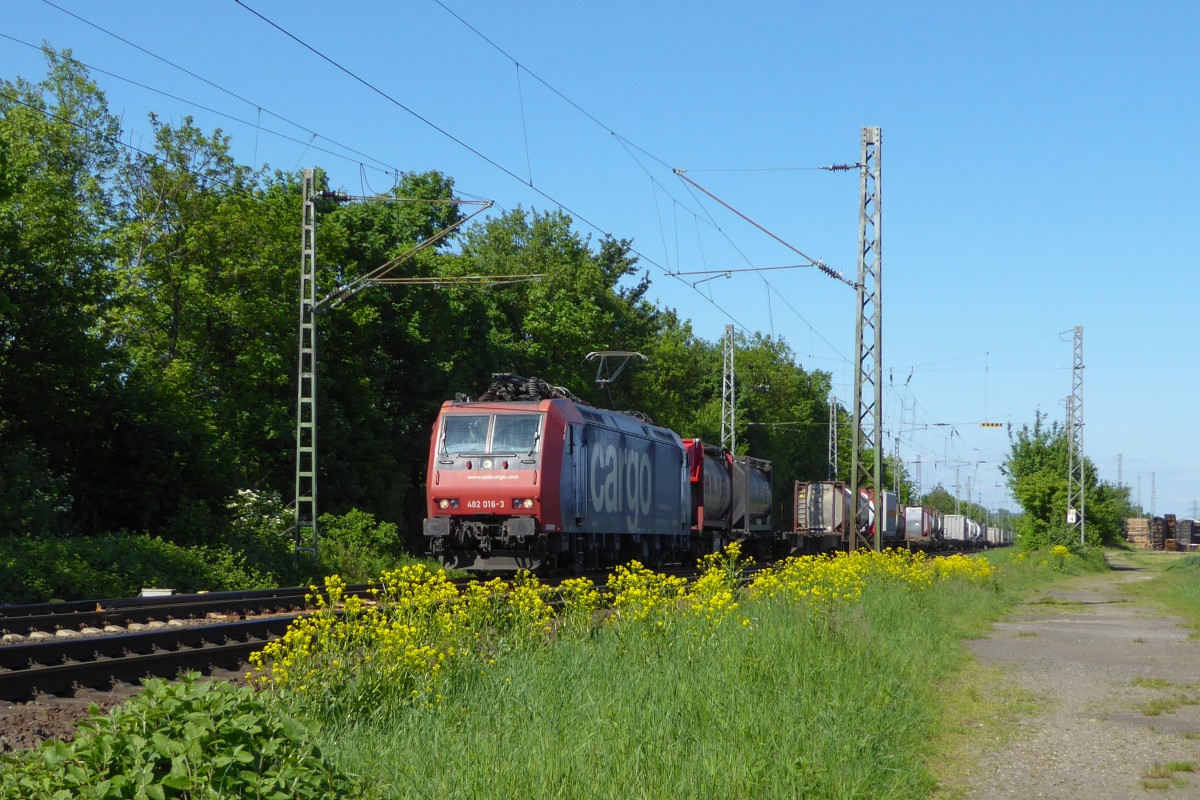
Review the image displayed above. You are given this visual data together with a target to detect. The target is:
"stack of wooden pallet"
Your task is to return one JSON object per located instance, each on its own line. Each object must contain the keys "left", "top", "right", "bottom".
{"left": 1155, "top": 517, "right": 1170, "bottom": 549}
{"left": 1177, "top": 519, "right": 1198, "bottom": 547}
{"left": 1126, "top": 517, "right": 1165, "bottom": 549}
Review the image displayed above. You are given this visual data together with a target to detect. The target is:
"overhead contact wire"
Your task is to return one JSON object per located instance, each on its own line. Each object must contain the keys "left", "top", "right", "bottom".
{"left": 8, "top": 25, "right": 398, "bottom": 177}
{"left": 431, "top": 0, "right": 850, "bottom": 351}
{"left": 674, "top": 171, "right": 823, "bottom": 268}
{"left": 233, "top": 0, "right": 755, "bottom": 336}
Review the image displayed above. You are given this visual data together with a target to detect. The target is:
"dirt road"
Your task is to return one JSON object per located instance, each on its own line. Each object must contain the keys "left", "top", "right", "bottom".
{"left": 961, "top": 554, "right": 1200, "bottom": 799}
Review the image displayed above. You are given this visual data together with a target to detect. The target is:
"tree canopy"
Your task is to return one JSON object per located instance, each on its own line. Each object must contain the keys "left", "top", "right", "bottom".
{"left": 1000, "top": 410, "right": 1133, "bottom": 548}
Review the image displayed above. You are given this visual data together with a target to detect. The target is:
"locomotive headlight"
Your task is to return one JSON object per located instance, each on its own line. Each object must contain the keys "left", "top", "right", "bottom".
{"left": 512, "top": 498, "right": 534, "bottom": 509}
{"left": 482, "top": 458, "right": 494, "bottom": 469}
{"left": 437, "top": 498, "right": 460, "bottom": 510}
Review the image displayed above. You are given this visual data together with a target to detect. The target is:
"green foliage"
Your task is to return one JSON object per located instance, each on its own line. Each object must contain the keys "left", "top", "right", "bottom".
{"left": 316, "top": 509, "right": 409, "bottom": 582}
{"left": 0, "top": 673, "right": 360, "bottom": 799}
{"left": 0, "top": 423, "right": 71, "bottom": 536}
{"left": 921, "top": 484, "right": 957, "bottom": 514}
{"left": 1002, "top": 409, "right": 1133, "bottom": 547}
{"left": 314, "top": 570, "right": 1007, "bottom": 799}
{"left": 0, "top": 532, "right": 293, "bottom": 604}
{"left": 225, "top": 489, "right": 305, "bottom": 582}
{"left": 1121, "top": 553, "right": 1200, "bottom": 634}
{"left": 0, "top": 49, "right": 126, "bottom": 536}
{"left": 0, "top": 501, "right": 432, "bottom": 602}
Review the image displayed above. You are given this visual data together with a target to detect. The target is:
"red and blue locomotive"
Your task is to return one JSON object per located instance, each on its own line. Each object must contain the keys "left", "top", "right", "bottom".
{"left": 423, "top": 376, "right": 771, "bottom": 571}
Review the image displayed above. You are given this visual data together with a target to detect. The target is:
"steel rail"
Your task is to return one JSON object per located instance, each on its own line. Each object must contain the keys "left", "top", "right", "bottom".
{"left": 0, "top": 616, "right": 298, "bottom": 701}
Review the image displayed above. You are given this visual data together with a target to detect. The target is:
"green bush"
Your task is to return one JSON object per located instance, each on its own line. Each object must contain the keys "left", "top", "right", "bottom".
{"left": 227, "top": 489, "right": 305, "bottom": 585}
{"left": 0, "top": 532, "right": 295, "bottom": 603}
{"left": 316, "top": 509, "right": 410, "bottom": 583}
{"left": 0, "top": 673, "right": 361, "bottom": 799}
{"left": 0, "top": 499, "right": 427, "bottom": 603}
{"left": 1016, "top": 517, "right": 1100, "bottom": 553}
{"left": 0, "top": 426, "right": 71, "bottom": 537}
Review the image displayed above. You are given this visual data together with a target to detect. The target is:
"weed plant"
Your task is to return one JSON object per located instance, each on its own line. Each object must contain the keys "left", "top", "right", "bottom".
{"left": 0, "top": 674, "right": 359, "bottom": 799}
{"left": 0, "top": 505, "right": 433, "bottom": 602}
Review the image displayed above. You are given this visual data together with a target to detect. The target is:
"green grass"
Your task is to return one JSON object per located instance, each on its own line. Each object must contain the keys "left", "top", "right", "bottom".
{"left": 929, "top": 547, "right": 1111, "bottom": 798}
{"left": 1130, "top": 678, "right": 1200, "bottom": 717}
{"left": 1141, "top": 761, "right": 1195, "bottom": 790}
{"left": 1119, "top": 554, "right": 1200, "bottom": 632}
{"left": 313, "top": 579, "right": 1009, "bottom": 800}
{"left": 929, "top": 664, "right": 1043, "bottom": 799}
{"left": 0, "top": 547, "right": 1107, "bottom": 799}
{"left": 311, "top": 550, "right": 1098, "bottom": 799}
{"left": 1136, "top": 693, "right": 1199, "bottom": 717}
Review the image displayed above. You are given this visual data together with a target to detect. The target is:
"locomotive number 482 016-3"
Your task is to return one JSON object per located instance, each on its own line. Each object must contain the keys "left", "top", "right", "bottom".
{"left": 466, "top": 499, "right": 506, "bottom": 509}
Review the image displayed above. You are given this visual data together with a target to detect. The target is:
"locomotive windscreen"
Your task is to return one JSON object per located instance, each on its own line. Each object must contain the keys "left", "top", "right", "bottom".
{"left": 440, "top": 413, "right": 542, "bottom": 455}
{"left": 492, "top": 414, "right": 540, "bottom": 452}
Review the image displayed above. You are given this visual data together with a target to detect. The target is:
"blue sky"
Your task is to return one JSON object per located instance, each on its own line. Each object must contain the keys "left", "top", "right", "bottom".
{"left": 6, "top": 0, "right": 1198, "bottom": 517}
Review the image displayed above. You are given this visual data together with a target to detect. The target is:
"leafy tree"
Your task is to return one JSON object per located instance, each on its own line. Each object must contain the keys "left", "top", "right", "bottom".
{"left": 632, "top": 310, "right": 720, "bottom": 434}
{"left": 310, "top": 172, "right": 490, "bottom": 529}
{"left": 459, "top": 208, "right": 657, "bottom": 398}
{"left": 105, "top": 116, "right": 302, "bottom": 539}
{"left": 0, "top": 49, "right": 125, "bottom": 534}
{"left": 921, "top": 484, "right": 958, "bottom": 514}
{"left": 1000, "top": 409, "right": 1131, "bottom": 548}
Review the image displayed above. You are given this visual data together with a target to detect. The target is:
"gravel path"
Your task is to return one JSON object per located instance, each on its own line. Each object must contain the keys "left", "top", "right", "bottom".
{"left": 962, "top": 554, "right": 1200, "bottom": 799}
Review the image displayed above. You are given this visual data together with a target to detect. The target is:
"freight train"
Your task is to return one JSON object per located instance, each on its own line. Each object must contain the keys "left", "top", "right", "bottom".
{"left": 423, "top": 375, "right": 1009, "bottom": 571}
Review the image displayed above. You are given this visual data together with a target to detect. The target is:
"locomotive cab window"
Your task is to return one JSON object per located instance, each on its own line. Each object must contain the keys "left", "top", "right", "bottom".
{"left": 441, "top": 415, "right": 490, "bottom": 454}
{"left": 491, "top": 414, "right": 541, "bottom": 453}
{"left": 440, "top": 413, "right": 543, "bottom": 455}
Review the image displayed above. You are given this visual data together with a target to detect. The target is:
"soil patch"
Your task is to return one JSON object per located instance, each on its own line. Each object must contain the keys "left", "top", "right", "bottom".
{"left": 0, "top": 665, "right": 249, "bottom": 753}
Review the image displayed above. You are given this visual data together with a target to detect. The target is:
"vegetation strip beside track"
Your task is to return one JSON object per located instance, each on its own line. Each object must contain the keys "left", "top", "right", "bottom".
{"left": 3, "top": 546, "right": 1115, "bottom": 799}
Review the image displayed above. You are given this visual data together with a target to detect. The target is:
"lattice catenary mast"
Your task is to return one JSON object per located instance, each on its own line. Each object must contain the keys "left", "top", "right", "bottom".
{"left": 721, "top": 324, "right": 736, "bottom": 454}
{"left": 295, "top": 171, "right": 319, "bottom": 558}
{"left": 1065, "top": 325, "right": 1085, "bottom": 545}
{"left": 849, "top": 127, "right": 882, "bottom": 551}
{"left": 292, "top": 169, "right": 505, "bottom": 555}
{"left": 828, "top": 395, "right": 838, "bottom": 480}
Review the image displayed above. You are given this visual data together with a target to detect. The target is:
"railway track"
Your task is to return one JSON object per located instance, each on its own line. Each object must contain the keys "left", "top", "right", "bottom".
{"left": 0, "top": 616, "right": 295, "bottom": 701}
{"left": 0, "top": 560, "right": 838, "bottom": 702}
{"left": 0, "top": 586, "right": 317, "bottom": 641}
{"left": 0, "top": 578, "right": 478, "bottom": 702}
{"left": 0, "top": 587, "right": 330, "bottom": 702}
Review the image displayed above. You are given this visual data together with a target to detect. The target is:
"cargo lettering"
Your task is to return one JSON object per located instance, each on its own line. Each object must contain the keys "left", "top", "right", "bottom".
{"left": 589, "top": 443, "right": 653, "bottom": 527}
